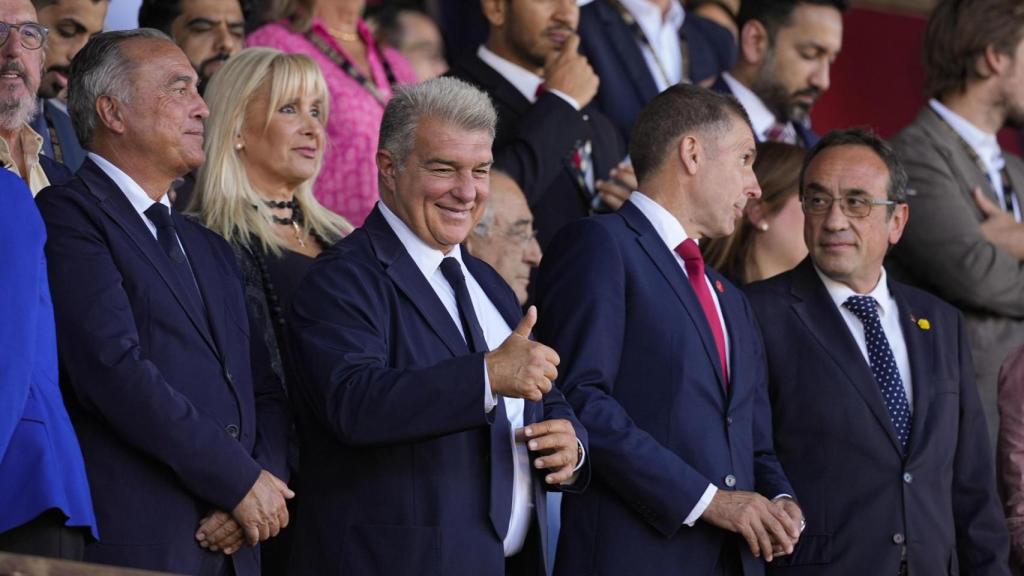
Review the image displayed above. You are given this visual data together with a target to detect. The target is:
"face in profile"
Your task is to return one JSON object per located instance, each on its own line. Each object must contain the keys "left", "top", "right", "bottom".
{"left": 37, "top": 0, "right": 108, "bottom": 101}
{"left": 467, "top": 172, "right": 542, "bottom": 305}
{"left": 238, "top": 80, "right": 326, "bottom": 194}
{"left": 170, "top": 0, "right": 244, "bottom": 91}
{"left": 751, "top": 3, "right": 843, "bottom": 124}
{"left": 690, "top": 115, "right": 762, "bottom": 239}
{"left": 378, "top": 117, "right": 493, "bottom": 253}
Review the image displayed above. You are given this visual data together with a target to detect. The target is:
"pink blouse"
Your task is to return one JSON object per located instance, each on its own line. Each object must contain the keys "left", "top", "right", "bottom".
{"left": 247, "top": 19, "right": 417, "bottom": 226}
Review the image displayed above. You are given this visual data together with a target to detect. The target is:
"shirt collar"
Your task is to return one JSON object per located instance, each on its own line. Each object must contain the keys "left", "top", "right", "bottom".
{"left": 0, "top": 122, "right": 44, "bottom": 169}
{"left": 619, "top": 0, "right": 686, "bottom": 34}
{"left": 814, "top": 263, "right": 895, "bottom": 319}
{"left": 377, "top": 200, "right": 466, "bottom": 280}
{"left": 722, "top": 72, "right": 777, "bottom": 139}
{"left": 929, "top": 98, "right": 1003, "bottom": 170}
{"left": 87, "top": 152, "right": 170, "bottom": 216}
{"left": 629, "top": 191, "right": 692, "bottom": 250}
{"left": 477, "top": 45, "right": 543, "bottom": 104}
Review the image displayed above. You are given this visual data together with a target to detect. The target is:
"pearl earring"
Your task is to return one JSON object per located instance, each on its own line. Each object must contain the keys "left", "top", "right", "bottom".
{"left": 235, "top": 142, "right": 244, "bottom": 151}
{"left": 759, "top": 222, "right": 769, "bottom": 232}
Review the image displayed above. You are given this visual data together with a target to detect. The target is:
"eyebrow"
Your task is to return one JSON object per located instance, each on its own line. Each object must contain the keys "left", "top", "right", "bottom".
{"left": 58, "top": 18, "right": 88, "bottom": 33}
{"left": 166, "top": 74, "right": 195, "bottom": 87}
{"left": 805, "top": 182, "right": 871, "bottom": 196}
{"left": 186, "top": 17, "right": 245, "bottom": 28}
{"left": 423, "top": 158, "right": 494, "bottom": 168}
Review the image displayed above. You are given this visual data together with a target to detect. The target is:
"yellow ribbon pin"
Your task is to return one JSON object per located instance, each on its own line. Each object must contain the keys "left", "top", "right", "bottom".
{"left": 917, "top": 318, "right": 931, "bottom": 330}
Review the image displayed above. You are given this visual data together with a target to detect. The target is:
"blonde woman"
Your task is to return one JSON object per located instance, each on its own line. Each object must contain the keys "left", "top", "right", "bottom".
{"left": 189, "top": 47, "right": 352, "bottom": 574}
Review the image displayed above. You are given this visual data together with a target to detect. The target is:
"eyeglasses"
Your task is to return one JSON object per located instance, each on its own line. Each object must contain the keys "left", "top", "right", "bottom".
{"left": 501, "top": 227, "right": 538, "bottom": 247}
{"left": 0, "top": 22, "right": 48, "bottom": 51}
{"left": 801, "top": 193, "right": 897, "bottom": 218}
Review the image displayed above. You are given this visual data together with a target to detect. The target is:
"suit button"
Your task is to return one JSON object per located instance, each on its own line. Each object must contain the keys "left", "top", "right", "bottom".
{"left": 903, "top": 472, "right": 913, "bottom": 484}
{"left": 724, "top": 474, "right": 736, "bottom": 488}
{"left": 892, "top": 533, "right": 905, "bottom": 545}
{"left": 726, "top": 416, "right": 733, "bottom": 426}
{"left": 226, "top": 424, "right": 240, "bottom": 439}
{"left": 224, "top": 370, "right": 234, "bottom": 384}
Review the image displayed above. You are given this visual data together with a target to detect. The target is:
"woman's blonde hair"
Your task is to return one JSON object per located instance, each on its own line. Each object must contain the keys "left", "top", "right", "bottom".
{"left": 191, "top": 47, "right": 352, "bottom": 255}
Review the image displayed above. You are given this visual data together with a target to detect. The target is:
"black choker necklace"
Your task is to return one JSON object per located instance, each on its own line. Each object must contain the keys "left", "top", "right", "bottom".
{"left": 263, "top": 198, "right": 299, "bottom": 210}
{"left": 262, "top": 198, "right": 308, "bottom": 248}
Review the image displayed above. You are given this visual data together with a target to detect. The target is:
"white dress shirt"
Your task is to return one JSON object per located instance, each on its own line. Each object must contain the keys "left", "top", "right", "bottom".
{"left": 721, "top": 72, "right": 796, "bottom": 144}
{"left": 929, "top": 98, "right": 1020, "bottom": 221}
{"left": 814, "top": 265, "right": 914, "bottom": 410}
{"left": 88, "top": 152, "right": 172, "bottom": 240}
{"left": 620, "top": 0, "right": 686, "bottom": 91}
{"left": 629, "top": 192, "right": 727, "bottom": 524}
{"left": 378, "top": 201, "right": 533, "bottom": 556}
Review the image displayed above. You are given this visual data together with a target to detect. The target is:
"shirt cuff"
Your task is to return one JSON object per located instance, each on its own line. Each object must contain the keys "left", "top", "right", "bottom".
{"left": 773, "top": 494, "right": 794, "bottom": 502}
{"left": 484, "top": 358, "right": 497, "bottom": 413}
{"left": 547, "top": 88, "right": 582, "bottom": 112}
{"left": 683, "top": 484, "right": 718, "bottom": 527}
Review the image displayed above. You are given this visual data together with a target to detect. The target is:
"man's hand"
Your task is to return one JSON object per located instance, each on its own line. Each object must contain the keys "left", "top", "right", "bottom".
{"left": 196, "top": 510, "right": 245, "bottom": 555}
{"left": 486, "top": 306, "right": 560, "bottom": 402}
{"left": 595, "top": 162, "right": 637, "bottom": 210}
{"left": 974, "top": 186, "right": 1024, "bottom": 259}
{"left": 543, "top": 34, "right": 599, "bottom": 108}
{"left": 231, "top": 470, "right": 294, "bottom": 546}
{"left": 769, "top": 497, "right": 804, "bottom": 557}
{"left": 517, "top": 419, "right": 579, "bottom": 484}
{"left": 701, "top": 490, "right": 801, "bottom": 562}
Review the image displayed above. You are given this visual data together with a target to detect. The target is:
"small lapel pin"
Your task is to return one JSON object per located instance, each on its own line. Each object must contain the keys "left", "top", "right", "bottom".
{"left": 715, "top": 280, "right": 725, "bottom": 294}
{"left": 917, "top": 318, "right": 931, "bottom": 331}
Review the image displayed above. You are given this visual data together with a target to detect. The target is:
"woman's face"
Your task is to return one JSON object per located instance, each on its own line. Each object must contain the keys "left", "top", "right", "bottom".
{"left": 763, "top": 192, "right": 808, "bottom": 269}
{"left": 239, "top": 83, "right": 326, "bottom": 195}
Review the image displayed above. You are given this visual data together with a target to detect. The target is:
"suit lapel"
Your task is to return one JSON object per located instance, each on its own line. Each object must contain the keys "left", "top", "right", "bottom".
{"left": 461, "top": 55, "right": 532, "bottom": 119}
{"left": 596, "top": 0, "right": 660, "bottom": 104}
{"left": 891, "top": 283, "right": 931, "bottom": 458}
{"left": 80, "top": 160, "right": 220, "bottom": 358}
{"left": 364, "top": 207, "right": 469, "bottom": 357}
{"left": 788, "top": 260, "right": 904, "bottom": 455}
{"left": 918, "top": 107, "right": 1001, "bottom": 203}
{"left": 464, "top": 254, "right": 521, "bottom": 332}
{"left": 174, "top": 215, "right": 227, "bottom": 362}
{"left": 619, "top": 202, "right": 727, "bottom": 393}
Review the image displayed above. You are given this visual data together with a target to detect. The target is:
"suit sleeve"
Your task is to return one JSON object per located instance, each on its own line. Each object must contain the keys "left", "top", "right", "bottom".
{"left": 0, "top": 176, "right": 40, "bottom": 461}
{"left": 535, "top": 221, "right": 714, "bottom": 538}
{"left": 998, "top": 346, "right": 1024, "bottom": 568}
{"left": 36, "top": 188, "right": 262, "bottom": 512}
{"left": 493, "top": 92, "right": 590, "bottom": 207}
{"left": 951, "top": 311, "right": 1013, "bottom": 575}
{"left": 892, "top": 135, "right": 1024, "bottom": 318}
{"left": 290, "top": 258, "right": 494, "bottom": 446}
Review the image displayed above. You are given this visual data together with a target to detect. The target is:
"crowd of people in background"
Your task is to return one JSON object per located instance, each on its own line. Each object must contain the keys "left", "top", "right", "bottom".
{"left": 4, "top": 0, "right": 1024, "bottom": 575}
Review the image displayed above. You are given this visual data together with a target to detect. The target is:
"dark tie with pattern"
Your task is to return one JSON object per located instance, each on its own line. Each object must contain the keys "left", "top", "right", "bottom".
{"left": 439, "top": 257, "right": 514, "bottom": 540}
{"left": 844, "top": 295, "right": 912, "bottom": 452}
{"left": 144, "top": 202, "right": 204, "bottom": 315}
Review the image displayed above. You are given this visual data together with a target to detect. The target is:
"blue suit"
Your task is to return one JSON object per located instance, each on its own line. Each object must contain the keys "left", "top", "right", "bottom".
{"left": 578, "top": 0, "right": 735, "bottom": 143}
{"left": 30, "top": 99, "right": 87, "bottom": 172}
{"left": 0, "top": 169, "right": 95, "bottom": 538}
{"left": 744, "top": 259, "right": 1010, "bottom": 576}
{"left": 535, "top": 200, "right": 793, "bottom": 576}
{"left": 288, "top": 206, "right": 589, "bottom": 576}
{"left": 35, "top": 159, "right": 289, "bottom": 575}
{"left": 710, "top": 76, "right": 820, "bottom": 148}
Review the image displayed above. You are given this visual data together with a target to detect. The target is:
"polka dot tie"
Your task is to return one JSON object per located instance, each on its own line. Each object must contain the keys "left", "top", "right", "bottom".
{"left": 844, "top": 295, "right": 912, "bottom": 453}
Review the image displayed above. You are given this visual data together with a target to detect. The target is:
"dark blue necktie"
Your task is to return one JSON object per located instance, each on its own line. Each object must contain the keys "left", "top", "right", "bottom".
{"left": 844, "top": 295, "right": 912, "bottom": 452}
{"left": 439, "top": 257, "right": 514, "bottom": 541}
{"left": 144, "top": 202, "right": 204, "bottom": 315}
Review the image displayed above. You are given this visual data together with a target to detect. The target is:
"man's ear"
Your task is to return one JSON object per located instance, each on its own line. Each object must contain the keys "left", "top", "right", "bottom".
{"left": 377, "top": 149, "right": 399, "bottom": 191}
{"left": 480, "top": 0, "right": 507, "bottom": 28}
{"left": 678, "top": 135, "right": 702, "bottom": 176}
{"left": 95, "top": 95, "right": 127, "bottom": 135}
{"left": 739, "top": 20, "right": 770, "bottom": 67}
{"left": 980, "top": 44, "right": 1011, "bottom": 80}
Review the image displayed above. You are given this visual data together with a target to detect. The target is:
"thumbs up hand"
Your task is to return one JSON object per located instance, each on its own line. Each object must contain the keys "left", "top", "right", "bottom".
{"left": 485, "top": 306, "right": 560, "bottom": 402}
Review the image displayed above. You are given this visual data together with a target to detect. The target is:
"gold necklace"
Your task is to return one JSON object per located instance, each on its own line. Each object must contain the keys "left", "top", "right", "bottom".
{"left": 325, "top": 25, "right": 359, "bottom": 42}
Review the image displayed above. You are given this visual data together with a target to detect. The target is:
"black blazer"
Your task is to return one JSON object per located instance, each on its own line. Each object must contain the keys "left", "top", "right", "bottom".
{"left": 744, "top": 259, "right": 1010, "bottom": 576}
{"left": 448, "top": 53, "right": 625, "bottom": 248}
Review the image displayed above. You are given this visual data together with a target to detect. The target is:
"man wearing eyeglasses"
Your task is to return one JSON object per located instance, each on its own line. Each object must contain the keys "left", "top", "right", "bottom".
{"left": 744, "top": 129, "right": 1010, "bottom": 576}
{"left": 0, "top": 0, "right": 73, "bottom": 194}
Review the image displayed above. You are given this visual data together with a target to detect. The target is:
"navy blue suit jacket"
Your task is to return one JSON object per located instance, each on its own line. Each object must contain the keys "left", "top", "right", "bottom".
{"left": 0, "top": 169, "right": 95, "bottom": 537}
{"left": 535, "top": 200, "right": 792, "bottom": 576}
{"left": 288, "top": 206, "right": 589, "bottom": 576}
{"left": 30, "top": 99, "right": 86, "bottom": 172}
{"left": 710, "top": 75, "right": 820, "bottom": 148}
{"left": 35, "top": 159, "right": 289, "bottom": 575}
{"left": 744, "top": 259, "right": 1009, "bottom": 576}
{"left": 447, "top": 53, "right": 625, "bottom": 248}
{"left": 578, "top": 0, "right": 735, "bottom": 143}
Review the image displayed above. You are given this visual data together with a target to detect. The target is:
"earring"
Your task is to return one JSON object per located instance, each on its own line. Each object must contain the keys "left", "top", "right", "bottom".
{"left": 758, "top": 222, "right": 769, "bottom": 232}
{"left": 235, "top": 142, "right": 244, "bottom": 151}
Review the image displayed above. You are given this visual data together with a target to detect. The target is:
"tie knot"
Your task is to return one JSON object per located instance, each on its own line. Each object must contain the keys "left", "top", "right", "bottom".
{"left": 144, "top": 202, "right": 174, "bottom": 229}
{"left": 844, "top": 295, "right": 880, "bottom": 323}
{"left": 535, "top": 83, "right": 546, "bottom": 99}
{"left": 675, "top": 238, "right": 703, "bottom": 262}
{"left": 439, "top": 257, "right": 466, "bottom": 289}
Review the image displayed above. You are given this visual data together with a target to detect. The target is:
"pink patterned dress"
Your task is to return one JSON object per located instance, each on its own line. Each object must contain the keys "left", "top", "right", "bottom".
{"left": 247, "top": 19, "right": 417, "bottom": 226}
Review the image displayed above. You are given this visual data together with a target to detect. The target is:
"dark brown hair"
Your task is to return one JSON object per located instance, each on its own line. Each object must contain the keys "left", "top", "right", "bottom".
{"left": 703, "top": 142, "right": 806, "bottom": 284}
{"left": 924, "top": 0, "right": 1024, "bottom": 99}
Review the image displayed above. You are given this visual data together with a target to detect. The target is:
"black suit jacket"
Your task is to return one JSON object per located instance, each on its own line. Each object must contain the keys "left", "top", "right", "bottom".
{"left": 744, "top": 259, "right": 1010, "bottom": 576}
{"left": 578, "top": 0, "right": 735, "bottom": 143}
{"left": 448, "top": 53, "right": 625, "bottom": 248}
{"left": 35, "top": 159, "right": 289, "bottom": 575}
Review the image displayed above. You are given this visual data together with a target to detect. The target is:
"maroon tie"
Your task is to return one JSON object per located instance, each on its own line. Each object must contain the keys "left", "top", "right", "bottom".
{"left": 675, "top": 239, "right": 729, "bottom": 386}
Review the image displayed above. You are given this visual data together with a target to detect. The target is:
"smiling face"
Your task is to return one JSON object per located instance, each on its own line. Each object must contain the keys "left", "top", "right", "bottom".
{"left": 803, "top": 144, "right": 908, "bottom": 293}
{"left": 485, "top": 0, "right": 577, "bottom": 71}
{"left": 751, "top": 3, "right": 843, "bottom": 124}
{"left": 239, "top": 80, "right": 325, "bottom": 195}
{"left": 378, "top": 116, "right": 494, "bottom": 253}
{"left": 117, "top": 38, "right": 209, "bottom": 179}
{"left": 689, "top": 114, "right": 762, "bottom": 239}
{"left": 37, "top": 0, "right": 108, "bottom": 100}
{"left": 0, "top": 0, "right": 42, "bottom": 129}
